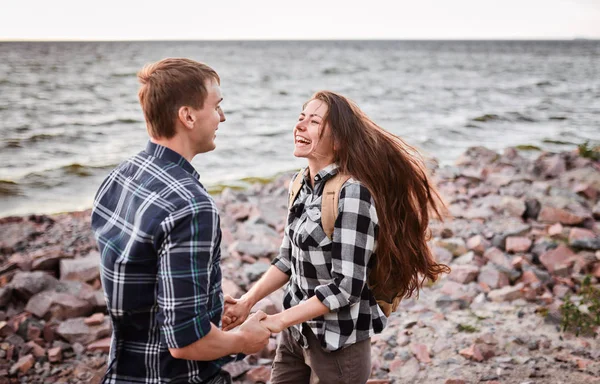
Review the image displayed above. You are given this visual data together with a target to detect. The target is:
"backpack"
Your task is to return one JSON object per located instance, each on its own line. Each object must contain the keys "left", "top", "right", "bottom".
{"left": 288, "top": 169, "right": 401, "bottom": 317}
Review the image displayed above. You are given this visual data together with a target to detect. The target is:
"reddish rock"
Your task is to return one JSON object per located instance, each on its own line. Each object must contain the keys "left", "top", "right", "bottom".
{"left": 48, "top": 346, "right": 62, "bottom": 363}
{"left": 56, "top": 317, "right": 112, "bottom": 345}
{"left": 538, "top": 206, "right": 585, "bottom": 225}
{"left": 592, "top": 263, "right": 600, "bottom": 278}
{"left": 477, "top": 265, "right": 509, "bottom": 289}
{"left": 505, "top": 236, "right": 532, "bottom": 253}
{"left": 9, "top": 271, "right": 58, "bottom": 301}
{"left": 483, "top": 247, "right": 511, "bottom": 269}
{"left": 221, "top": 278, "right": 244, "bottom": 299}
{"left": 576, "top": 358, "right": 594, "bottom": 370}
{"left": 26, "top": 322, "right": 42, "bottom": 341}
{"left": 87, "top": 337, "right": 111, "bottom": 353}
{"left": 459, "top": 344, "right": 483, "bottom": 362}
{"left": 488, "top": 285, "right": 524, "bottom": 302}
{"left": 518, "top": 270, "right": 541, "bottom": 285}
{"left": 25, "top": 340, "right": 45, "bottom": 358}
{"left": 245, "top": 366, "right": 271, "bottom": 383}
{"left": 445, "top": 380, "right": 466, "bottom": 384}
{"left": 0, "top": 321, "right": 15, "bottom": 338}
{"left": 548, "top": 223, "right": 564, "bottom": 237}
{"left": 574, "top": 183, "right": 598, "bottom": 201}
{"left": 466, "top": 235, "right": 487, "bottom": 255}
{"left": 553, "top": 285, "right": 571, "bottom": 299}
{"left": 84, "top": 313, "right": 105, "bottom": 326}
{"left": 25, "top": 291, "right": 94, "bottom": 320}
{"left": 9, "top": 354, "right": 35, "bottom": 375}
{"left": 30, "top": 246, "right": 68, "bottom": 271}
{"left": 539, "top": 245, "right": 576, "bottom": 274}
{"left": 448, "top": 265, "right": 480, "bottom": 284}
{"left": 569, "top": 228, "right": 596, "bottom": 243}
{"left": 367, "top": 380, "right": 391, "bottom": 384}
{"left": 410, "top": 343, "right": 431, "bottom": 363}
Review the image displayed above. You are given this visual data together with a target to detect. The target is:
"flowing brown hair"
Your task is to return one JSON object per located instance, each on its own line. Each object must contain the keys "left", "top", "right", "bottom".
{"left": 309, "top": 91, "right": 450, "bottom": 301}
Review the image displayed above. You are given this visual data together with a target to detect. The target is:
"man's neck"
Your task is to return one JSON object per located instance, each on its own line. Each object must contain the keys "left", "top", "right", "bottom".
{"left": 150, "top": 135, "right": 195, "bottom": 163}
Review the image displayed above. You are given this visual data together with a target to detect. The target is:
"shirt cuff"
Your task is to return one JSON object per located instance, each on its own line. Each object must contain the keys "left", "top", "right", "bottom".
{"left": 314, "top": 283, "right": 350, "bottom": 312}
{"left": 160, "top": 313, "right": 213, "bottom": 349}
{"left": 271, "top": 256, "right": 292, "bottom": 276}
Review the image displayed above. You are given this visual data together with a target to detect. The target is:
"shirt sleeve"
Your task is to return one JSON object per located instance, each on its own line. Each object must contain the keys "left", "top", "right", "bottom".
{"left": 271, "top": 172, "right": 299, "bottom": 276}
{"left": 314, "top": 181, "right": 378, "bottom": 312}
{"left": 156, "top": 197, "right": 218, "bottom": 349}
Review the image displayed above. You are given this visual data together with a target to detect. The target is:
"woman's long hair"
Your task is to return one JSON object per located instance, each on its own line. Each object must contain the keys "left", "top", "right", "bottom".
{"left": 310, "top": 91, "right": 450, "bottom": 301}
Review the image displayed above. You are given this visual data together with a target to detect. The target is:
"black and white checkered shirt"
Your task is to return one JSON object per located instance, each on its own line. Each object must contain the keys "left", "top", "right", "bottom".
{"left": 272, "top": 164, "right": 387, "bottom": 352}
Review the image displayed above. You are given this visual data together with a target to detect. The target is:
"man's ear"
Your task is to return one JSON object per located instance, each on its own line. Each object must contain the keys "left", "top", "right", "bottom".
{"left": 177, "top": 106, "right": 195, "bottom": 129}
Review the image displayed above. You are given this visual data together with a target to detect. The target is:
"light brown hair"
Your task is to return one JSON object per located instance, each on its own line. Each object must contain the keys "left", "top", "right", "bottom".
{"left": 309, "top": 91, "right": 450, "bottom": 301}
{"left": 137, "top": 58, "right": 220, "bottom": 138}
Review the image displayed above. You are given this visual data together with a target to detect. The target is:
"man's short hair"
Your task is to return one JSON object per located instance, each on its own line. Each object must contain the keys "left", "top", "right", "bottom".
{"left": 137, "top": 58, "right": 220, "bottom": 139}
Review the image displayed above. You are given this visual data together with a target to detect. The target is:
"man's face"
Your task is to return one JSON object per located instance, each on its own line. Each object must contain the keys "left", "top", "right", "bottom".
{"left": 191, "top": 79, "right": 225, "bottom": 153}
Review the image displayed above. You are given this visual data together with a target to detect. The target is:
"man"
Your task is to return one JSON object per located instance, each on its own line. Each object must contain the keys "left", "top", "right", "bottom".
{"left": 91, "top": 58, "right": 270, "bottom": 384}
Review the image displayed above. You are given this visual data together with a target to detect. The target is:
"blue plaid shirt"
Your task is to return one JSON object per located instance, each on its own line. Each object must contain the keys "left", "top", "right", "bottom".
{"left": 92, "top": 141, "right": 232, "bottom": 383}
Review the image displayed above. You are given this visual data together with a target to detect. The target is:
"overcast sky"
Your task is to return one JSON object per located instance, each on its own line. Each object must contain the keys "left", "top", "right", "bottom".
{"left": 2, "top": 0, "right": 599, "bottom": 40}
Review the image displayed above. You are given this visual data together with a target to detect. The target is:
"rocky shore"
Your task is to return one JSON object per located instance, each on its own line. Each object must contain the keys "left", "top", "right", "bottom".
{"left": 0, "top": 146, "right": 599, "bottom": 384}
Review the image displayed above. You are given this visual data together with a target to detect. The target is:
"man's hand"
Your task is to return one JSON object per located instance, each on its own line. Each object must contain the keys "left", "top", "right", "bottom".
{"left": 237, "top": 310, "right": 270, "bottom": 354}
{"left": 222, "top": 294, "right": 252, "bottom": 331}
{"left": 260, "top": 314, "right": 285, "bottom": 334}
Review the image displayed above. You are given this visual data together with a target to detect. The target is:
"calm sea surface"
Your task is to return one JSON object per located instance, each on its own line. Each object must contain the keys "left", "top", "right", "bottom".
{"left": 0, "top": 40, "right": 599, "bottom": 217}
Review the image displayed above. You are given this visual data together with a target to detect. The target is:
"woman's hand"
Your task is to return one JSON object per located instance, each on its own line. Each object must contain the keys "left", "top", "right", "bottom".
{"left": 260, "top": 314, "right": 285, "bottom": 334}
{"left": 222, "top": 294, "right": 253, "bottom": 331}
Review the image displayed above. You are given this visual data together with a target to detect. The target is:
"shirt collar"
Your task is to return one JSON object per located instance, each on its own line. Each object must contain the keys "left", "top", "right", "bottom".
{"left": 144, "top": 141, "right": 201, "bottom": 180}
{"left": 302, "top": 163, "right": 339, "bottom": 185}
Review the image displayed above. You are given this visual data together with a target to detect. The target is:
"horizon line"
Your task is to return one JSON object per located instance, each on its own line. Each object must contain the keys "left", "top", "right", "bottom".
{"left": 1, "top": 37, "right": 599, "bottom": 43}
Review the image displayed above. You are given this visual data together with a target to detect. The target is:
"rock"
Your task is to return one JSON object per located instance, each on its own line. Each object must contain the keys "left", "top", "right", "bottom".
{"left": 0, "top": 287, "right": 12, "bottom": 307}
{"left": 500, "top": 196, "right": 526, "bottom": 217}
{"left": 466, "top": 235, "right": 488, "bottom": 255}
{"left": 245, "top": 366, "right": 271, "bottom": 383}
{"left": 389, "top": 357, "right": 420, "bottom": 380}
{"left": 221, "top": 278, "right": 244, "bottom": 299}
{"left": 222, "top": 359, "right": 252, "bottom": 379}
{"left": 87, "top": 337, "right": 111, "bottom": 353}
{"left": 410, "top": 343, "right": 431, "bottom": 363}
{"left": 483, "top": 248, "right": 511, "bottom": 269}
{"left": 56, "top": 317, "right": 111, "bottom": 345}
{"left": 488, "top": 285, "right": 524, "bottom": 302}
{"left": 539, "top": 245, "right": 576, "bottom": 274}
{"left": 523, "top": 199, "right": 541, "bottom": 220}
{"left": 432, "top": 246, "right": 454, "bottom": 264}
{"left": 84, "top": 313, "right": 105, "bottom": 326}
{"left": 25, "top": 291, "right": 94, "bottom": 320}
{"left": 9, "top": 271, "right": 58, "bottom": 301}
{"left": 538, "top": 206, "right": 586, "bottom": 225}
{"left": 478, "top": 265, "right": 509, "bottom": 289}
{"left": 445, "top": 380, "right": 466, "bottom": 384}
{"left": 9, "top": 353, "right": 35, "bottom": 375}
{"left": 30, "top": 246, "right": 69, "bottom": 271}
{"left": 435, "top": 238, "right": 468, "bottom": 257}
{"left": 548, "top": 223, "right": 564, "bottom": 237}
{"left": 448, "top": 265, "right": 480, "bottom": 284}
{"left": 59, "top": 251, "right": 100, "bottom": 283}
{"left": 229, "top": 241, "right": 277, "bottom": 259}
{"left": 505, "top": 237, "right": 532, "bottom": 253}
{"left": 25, "top": 340, "right": 45, "bottom": 358}
{"left": 459, "top": 344, "right": 483, "bottom": 362}
{"left": 47, "top": 346, "right": 62, "bottom": 363}
{"left": 571, "top": 238, "right": 600, "bottom": 251}
{"left": 569, "top": 228, "right": 596, "bottom": 242}
{"left": 243, "top": 262, "right": 270, "bottom": 282}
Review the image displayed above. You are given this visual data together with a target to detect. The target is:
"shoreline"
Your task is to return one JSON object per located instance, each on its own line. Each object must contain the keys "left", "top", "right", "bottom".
{"left": 0, "top": 145, "right": 599, "bottom": 383}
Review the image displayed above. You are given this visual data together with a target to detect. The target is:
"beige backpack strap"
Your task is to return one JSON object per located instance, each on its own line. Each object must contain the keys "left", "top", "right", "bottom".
{"left": 321, "top": 173, "right": 351, "bottom": 239}
{"left": 288, "top": 169, "right": 306, "bottom": 208}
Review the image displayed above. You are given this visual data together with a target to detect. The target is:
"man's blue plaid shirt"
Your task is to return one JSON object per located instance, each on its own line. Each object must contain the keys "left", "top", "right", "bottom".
{"left": 92, "top": 141, "right": 232, "bottom": 383}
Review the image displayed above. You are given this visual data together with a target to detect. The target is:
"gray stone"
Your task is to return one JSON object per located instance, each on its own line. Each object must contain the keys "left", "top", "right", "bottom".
{"left": 59, "top": 251, "right": 100, "bottom": 282}
{"left": 9, "top": 271, "right": 58, "bottom": 301}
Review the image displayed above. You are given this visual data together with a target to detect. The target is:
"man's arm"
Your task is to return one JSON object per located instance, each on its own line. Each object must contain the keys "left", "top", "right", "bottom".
{"left": 157, "top": 198, "right": 269, "bottom": 359}
{"left": 170, "top": 312, "right": 269, "bottom": 360}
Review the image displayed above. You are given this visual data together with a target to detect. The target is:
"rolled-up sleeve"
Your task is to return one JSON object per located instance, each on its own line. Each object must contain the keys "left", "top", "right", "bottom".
{"left": 156, "top": 198, "right": 218, "bottom": 349}
{"left": 314, "top": 182, "right": 378, "bottom": 312}
{"left": 272, "top": 229, "right": 292, "bottom": 276}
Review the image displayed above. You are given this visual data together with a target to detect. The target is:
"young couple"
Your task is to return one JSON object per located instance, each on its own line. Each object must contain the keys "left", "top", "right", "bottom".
{"left": 91, "top": 58, "right": 448, "bottom": 384}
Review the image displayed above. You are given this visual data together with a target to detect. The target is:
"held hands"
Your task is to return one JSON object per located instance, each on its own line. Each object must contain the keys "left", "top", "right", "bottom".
{"left": 222, "top": 294, "right": 252, "bottom": 331}
{"left": 260, "top": 314, "right": 285, "bottom": 334}
{"left": 237, "top": 310, "right": 270, "bottom": 355}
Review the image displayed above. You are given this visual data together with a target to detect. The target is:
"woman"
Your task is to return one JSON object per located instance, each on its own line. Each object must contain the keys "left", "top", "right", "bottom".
{"left": 222, "top": 91, "right": 449, "bottom": 384}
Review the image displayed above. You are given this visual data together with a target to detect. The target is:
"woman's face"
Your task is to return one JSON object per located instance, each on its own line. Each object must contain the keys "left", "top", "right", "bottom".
{"left": 293, "top": 99, "right": 334, "bottom": 161}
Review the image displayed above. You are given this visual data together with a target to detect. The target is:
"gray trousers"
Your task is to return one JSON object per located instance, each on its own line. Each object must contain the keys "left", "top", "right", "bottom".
{"left": 270, "top": 327, "right": 371, "bottom": 384}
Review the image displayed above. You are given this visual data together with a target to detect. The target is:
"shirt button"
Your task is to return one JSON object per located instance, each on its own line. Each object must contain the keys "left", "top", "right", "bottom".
{"left": 315, "top": 175, "right": 320, "bottom": 181}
